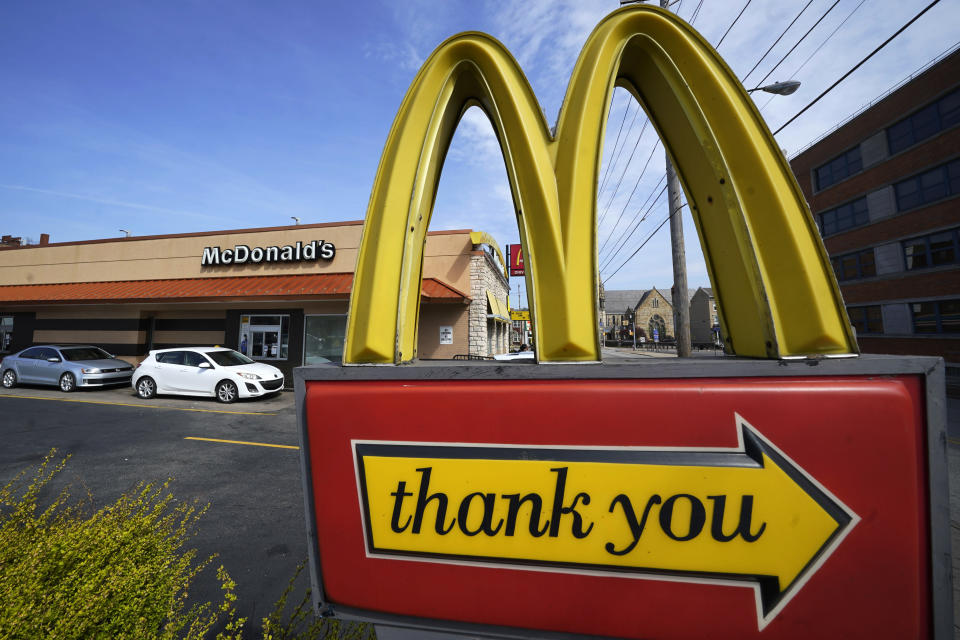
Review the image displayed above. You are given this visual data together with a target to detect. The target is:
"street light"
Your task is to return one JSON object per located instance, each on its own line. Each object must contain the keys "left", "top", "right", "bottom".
{"left": 119, "top": 229, "right": 131, "bottom": 237}
{"left": 747, "top": 80, "right": 801, "bottom": 95}
{"left": 291, "top": 216, "right": 300, "bottom": 225}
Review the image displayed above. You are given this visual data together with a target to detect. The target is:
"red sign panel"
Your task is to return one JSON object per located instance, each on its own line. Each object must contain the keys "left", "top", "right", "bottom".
{"left": 508, "top": 244, "right": 524, "bottom": 276}
{"left": 303, "top": 376, "right": 931, "bottom": 639}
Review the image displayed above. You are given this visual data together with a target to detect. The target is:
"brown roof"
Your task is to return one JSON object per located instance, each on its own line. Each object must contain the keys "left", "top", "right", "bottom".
{"left": 0, "top": 273, "right": 470, "bottom": 305}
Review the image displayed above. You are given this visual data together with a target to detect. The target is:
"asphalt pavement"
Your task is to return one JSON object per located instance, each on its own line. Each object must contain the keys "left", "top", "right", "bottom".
{"left": 0, "top": 384, "right": 304, "bottom": 634}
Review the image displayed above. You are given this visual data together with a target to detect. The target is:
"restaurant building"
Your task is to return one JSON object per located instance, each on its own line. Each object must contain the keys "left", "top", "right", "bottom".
{"left": 0, "top": 222, "right": 512, "bottom": 381}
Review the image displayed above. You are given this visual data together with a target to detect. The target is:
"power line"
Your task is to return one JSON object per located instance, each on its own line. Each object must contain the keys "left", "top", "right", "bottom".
{"left": 759, "top": 0, "right": 870, "bottom": 112}
{"left": 599, "top": 175, "right": 666, "bottom": 269}
{"left": 716, "top": 0, "right": 752, "bottom": 49}
{"left": 754, "top": 0, "right": 842, "bottom": 89}
{"left": 742, "top": 0, "right": 815, "bottom": 85}
{"left": 600, "top": 181, "right": 667, "bottom": 273}
{"left": 602, "top": 203, "right": 686, "bottom": 285}
{"left": 687, "top": 0, "right": 704, "bottom": 25}
{"left": 598, "top": 118, "right": 651, "bottom": 227}
{"left": 597, "top": 92, "right": 633, "bottom": 197}
{"left": 598, "top": 139, "right": 661, "bottom": 256}
{"left": 774, "top": 0, "right": 943, "bottom": 135}
{"left": 600, "top": 0, "right": 699, "bottom": 260}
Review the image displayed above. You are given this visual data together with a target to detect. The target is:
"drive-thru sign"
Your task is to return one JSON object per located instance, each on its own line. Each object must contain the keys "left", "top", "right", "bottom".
{"left": 296, "top": 5, "right": 951, "bottom": 639}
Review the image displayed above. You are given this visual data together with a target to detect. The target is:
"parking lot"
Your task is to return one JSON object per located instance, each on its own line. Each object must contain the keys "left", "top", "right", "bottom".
{"left": 0, "top": 383, "right": 305, "bottom": 631}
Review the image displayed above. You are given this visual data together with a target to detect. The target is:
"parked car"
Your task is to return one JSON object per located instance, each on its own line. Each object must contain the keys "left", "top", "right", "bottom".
{"left": 1, "top": 345, "right": 134, "bottom": 392}
{"left": 132, "top": 347, "right": 284, "bottom": 403}
{"left": 493, "top": 350, "right": 535, "bottom": 361}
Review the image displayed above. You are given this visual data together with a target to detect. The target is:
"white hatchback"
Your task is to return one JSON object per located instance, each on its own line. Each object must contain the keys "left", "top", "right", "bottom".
{"left": 132, "top": 347, "right": 284, "bottom": 403}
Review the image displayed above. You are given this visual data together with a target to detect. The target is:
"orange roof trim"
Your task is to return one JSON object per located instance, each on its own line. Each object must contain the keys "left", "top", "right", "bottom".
{"left": 0, "top": 273, "right": 470, "bottom": 305}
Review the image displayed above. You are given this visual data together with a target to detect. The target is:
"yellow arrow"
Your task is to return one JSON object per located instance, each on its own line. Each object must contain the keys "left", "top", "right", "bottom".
{"left": 355, "top": 414, "right": 858, "bottom": 629}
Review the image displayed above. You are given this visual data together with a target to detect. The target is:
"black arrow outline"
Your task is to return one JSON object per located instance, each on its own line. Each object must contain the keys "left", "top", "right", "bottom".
{"left": 351, "top": 413, "right": 859, "bottom": 630}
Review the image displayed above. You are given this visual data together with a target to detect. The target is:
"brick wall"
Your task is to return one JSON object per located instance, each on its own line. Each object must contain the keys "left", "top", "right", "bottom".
{"left": 788, "top": 50, "right": 960, "bottom": 371}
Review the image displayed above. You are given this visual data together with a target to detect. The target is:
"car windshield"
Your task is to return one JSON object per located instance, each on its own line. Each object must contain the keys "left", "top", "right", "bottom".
{"left": 206, "top": 350, "right": 254, "bottom": 367}
{"left": 61, "top": 347, "right": 112, "bottom": 361}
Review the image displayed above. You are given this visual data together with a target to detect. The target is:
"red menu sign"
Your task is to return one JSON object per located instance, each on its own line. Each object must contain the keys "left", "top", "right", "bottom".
{"left": 508, "top": 244, "right": 524, "bottom": 276}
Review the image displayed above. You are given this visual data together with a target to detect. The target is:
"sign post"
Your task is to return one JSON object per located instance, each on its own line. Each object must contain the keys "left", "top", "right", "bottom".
{"left": 296, "top": 5, "right": 951, "bottom": 639}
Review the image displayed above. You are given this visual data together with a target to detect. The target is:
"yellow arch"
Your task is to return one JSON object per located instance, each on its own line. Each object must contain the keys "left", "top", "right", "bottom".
{"left": 469, "top": 231, "right": 508, "bottom": 278}
{"left": 344, "top": 5, "right": 856, "bottom": 363}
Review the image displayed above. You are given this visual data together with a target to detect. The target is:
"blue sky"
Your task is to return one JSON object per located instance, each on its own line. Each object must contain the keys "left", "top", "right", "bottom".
{"left": 2, "top": 0, "right": 958, "bottom": 306}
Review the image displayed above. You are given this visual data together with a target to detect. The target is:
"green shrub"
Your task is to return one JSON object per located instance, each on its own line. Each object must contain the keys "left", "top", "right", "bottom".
{"left": 0, "top": 451, "right": 374, "bottom": 640}
{"left": 261, "top": 563, "right": 370, "bottom": 640}
{"left": 0, "top": 451, "right": 244, "bottom": 639}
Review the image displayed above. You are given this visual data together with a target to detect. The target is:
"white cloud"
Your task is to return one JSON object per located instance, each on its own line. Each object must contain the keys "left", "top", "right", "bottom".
{"left": 362, "top": 40, "right": 424, "bottom": 73}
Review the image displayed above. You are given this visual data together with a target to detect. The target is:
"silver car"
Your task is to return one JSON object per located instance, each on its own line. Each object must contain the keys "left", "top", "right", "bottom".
{"left": 1, "top": 345, "right": 134, "bottom": 392}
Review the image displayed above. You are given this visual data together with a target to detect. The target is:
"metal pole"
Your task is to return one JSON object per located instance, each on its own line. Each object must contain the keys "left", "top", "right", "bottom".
{"left": 661, "top": 0, "right": 691, "bottom": 358}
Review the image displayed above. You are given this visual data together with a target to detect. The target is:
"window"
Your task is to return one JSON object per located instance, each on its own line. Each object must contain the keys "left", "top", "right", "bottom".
{"left": 37, "top": 347, "right": 59, "bottom": 361}
{"left": 848, "top": 305, "right": 883, "bottom": 334}
{"left": 61, "top": 347, "right": 112, "bottom": 361}
{"left": 304, "top": 315, "right": 347, "bottom": 364}
{"left": 648, "top": 314, "right": 666, "bottom": 341}
{"left": 0, "top": 316, "right": 12, "bottom": 352}
{"left": 815, "top": 147, "right": 862, "bottom": 190}
{"left": 652, "top": 298, "right": 659, "bottom": 308}
{"left": 207, "top": 350, "right": 254, "bottom": 367}
{"left": 818, "top": 197, "right": 869, "bottom": 236}
{"left": 912, "top": 299, "right": 960, "bottom": 334}
{"left": 183, "top": 351, "right": 210, "bottom": 367}
{"left": 903, "top": 228, "right": 960, "bottom": 270}
{"left": 19, "top": 347, "right": 44, "bottom": 360}
{"left": 831, "top": 249, "right": 876, "bottom": 281}
{"left": 239, "top": 314, "right": 290, "bottom": 360}
{"left": 895, "top": 159, "right": 960, "bottom": 211}
{"left": 156, "top": 351, "right": 185, "bottom": 365}
{"left": 887, "top": 87, "right": 960, "bottom": 154}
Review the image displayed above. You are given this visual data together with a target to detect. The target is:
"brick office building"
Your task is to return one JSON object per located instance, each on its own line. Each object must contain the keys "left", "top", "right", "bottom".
{"left": 790, "top": 48, "right": 960, "bottom": 384}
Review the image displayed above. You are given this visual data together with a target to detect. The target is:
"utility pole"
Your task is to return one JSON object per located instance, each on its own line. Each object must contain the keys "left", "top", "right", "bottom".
{"left": 665, "top": 158, "right": 690, "bottom": 356}
{"left": 660, "top": 0, "right": 691, "bottom": 357}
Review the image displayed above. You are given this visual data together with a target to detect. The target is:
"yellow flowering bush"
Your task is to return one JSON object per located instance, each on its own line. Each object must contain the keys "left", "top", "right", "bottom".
{"left": 0, "top": 451, "right": 371, "bottom": 640}
{"left": 0, "top": 451, "right": 244, "bottom": 639}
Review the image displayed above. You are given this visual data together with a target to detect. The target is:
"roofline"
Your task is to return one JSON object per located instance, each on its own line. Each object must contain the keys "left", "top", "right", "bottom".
{"left": 0, "top": 274, "right": 468, "bottom": 305}
{"left": 0, "top": 222, "right": 475, "bottom": 252}
{"left": 790, "top": 43, "right": 960, "bottom": 160}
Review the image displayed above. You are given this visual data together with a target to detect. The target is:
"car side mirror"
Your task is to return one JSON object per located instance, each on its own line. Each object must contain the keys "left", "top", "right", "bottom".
{"left": 199, "top": 362, "right": 212, "bottom": 369}
{"left": 47, "top": 357, "right": 61, "bottom": 363}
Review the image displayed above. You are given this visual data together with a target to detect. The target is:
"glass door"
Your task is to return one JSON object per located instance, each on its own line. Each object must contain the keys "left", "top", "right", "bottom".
{"left": 0, "top": 316, "right": 13, "bottom": 353}
{"left": 238, "top": 314, "right": 289, "bottom": 360}
{"left": 303, "top": 315, "right": 347, "bottom": 364}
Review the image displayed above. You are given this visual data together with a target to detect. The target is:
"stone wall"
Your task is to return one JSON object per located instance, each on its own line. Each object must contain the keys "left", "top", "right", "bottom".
{"left": 469, "top": 249, "right": 510, "bottom": 356}
{"left": 634, "top": 289, "right": 674, "bottom": 340}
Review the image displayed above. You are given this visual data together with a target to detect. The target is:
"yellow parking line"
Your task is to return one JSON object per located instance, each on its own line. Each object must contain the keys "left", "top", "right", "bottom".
{"left": 949, "top": 437, "right": 960, "bottom": 446}
{"left": 185, "top": 436, "right": 298, "bottom": 450}
{"left": 0, "top": 393, "right": 273, "bottom": 416}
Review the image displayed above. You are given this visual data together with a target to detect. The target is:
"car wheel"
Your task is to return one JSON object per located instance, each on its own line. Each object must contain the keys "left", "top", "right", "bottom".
{"left": 59, "top": 372, "right": 76, "bottom": 393}
{"left": 216, "top": 380, "right": 238, "bottom": 404}
{"left": 136, "top": 376, "right": 157, "bottom": 399}
{"left": 1, "top": 369, "right": 16, "bottom": 389}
